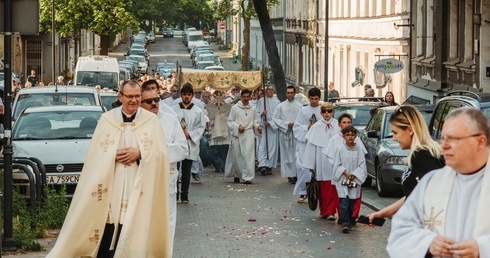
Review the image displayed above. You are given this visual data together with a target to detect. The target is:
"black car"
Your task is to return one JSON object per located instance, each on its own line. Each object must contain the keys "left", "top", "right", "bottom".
{"left": 163, "top": 29, "right": 174, "bottom": 38}
{"left": 333, "top": 98, "right": 386, "bottom": 131}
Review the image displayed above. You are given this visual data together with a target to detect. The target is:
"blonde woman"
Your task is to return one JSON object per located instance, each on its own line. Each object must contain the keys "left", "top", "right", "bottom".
{"left": 368, "top": 105, "right": 444, "bottom": 222}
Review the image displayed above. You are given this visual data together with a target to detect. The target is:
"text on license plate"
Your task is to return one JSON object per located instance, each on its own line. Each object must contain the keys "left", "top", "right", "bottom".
{"left": 47, "top": 174, "right": 80, "bottom": 184}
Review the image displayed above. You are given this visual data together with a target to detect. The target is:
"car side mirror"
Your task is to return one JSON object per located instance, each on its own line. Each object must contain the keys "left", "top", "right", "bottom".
{"left": 367, "top": 130, "right": 380, "bottom": 139}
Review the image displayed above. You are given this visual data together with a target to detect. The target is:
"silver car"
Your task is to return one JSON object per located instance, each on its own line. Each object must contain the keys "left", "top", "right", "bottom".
{"left": 12, "top": 105, "right": 104, "bottom": 196}
{"left": 12, "top": 86, "right": 103, "bottom": 123}
{"left": 359, "top": 105, "right": 434, "bottom": 197}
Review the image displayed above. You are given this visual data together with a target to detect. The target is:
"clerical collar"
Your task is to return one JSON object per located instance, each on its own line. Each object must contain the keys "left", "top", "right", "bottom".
{"left": 121, "top": 110, "right": 137, "bottom": 122}
{"left": 466, "top": 163, "right": 486, "bottom": 175}
{"left": 179, "top": 102, "right": 195, "bottom": 110}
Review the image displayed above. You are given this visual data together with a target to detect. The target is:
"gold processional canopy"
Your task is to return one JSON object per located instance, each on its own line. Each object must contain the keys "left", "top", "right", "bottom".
{"left": 179, "top": 70, "right": 263, "bottom": 91}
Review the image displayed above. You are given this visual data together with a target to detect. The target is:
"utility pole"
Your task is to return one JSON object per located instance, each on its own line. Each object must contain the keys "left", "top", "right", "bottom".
{"left": 2, "top": 0, "right": 16, "bottom": 250}
{"left": 52, "top": 0, "right": 56, "bottom": 84}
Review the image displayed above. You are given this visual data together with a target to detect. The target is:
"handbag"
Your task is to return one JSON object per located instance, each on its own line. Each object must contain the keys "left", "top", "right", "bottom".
{"left": 306, "top": 172, "right": 319, "bottom": 211}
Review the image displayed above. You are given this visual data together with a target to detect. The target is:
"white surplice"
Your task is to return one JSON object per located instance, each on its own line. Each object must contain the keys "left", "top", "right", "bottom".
{"left": 172, "top": 103, "right": 206, "bottom": 161}
{"left": 292, "top": 105, "right": 321, "bottom": 195}
{"left": 224, "top": 101, "right": 260, "bottom": 181}
{"left": 157, "top": 111, "right": 188, "bottom": 257}
{"left": 332, "top": 143, "right": 367, "bottom": 199}
{"left": 256, "top": 96, "right": 281, "bottom": 168}
{"left": 272, "top": 99, "right": 303, "bottom": 177}
{"left": 302, "top": 118, "right": 340, "bottom": 181}
{"left": 387, "top": 164, "right": 490, "bottom": 258}
{"left": 324, "top": 133, "right": 367, "bottom": 165}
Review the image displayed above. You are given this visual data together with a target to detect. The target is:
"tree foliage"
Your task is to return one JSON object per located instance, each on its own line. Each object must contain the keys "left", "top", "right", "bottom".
{"left": 39, "top": 0, "right": 139, "bottom": 37}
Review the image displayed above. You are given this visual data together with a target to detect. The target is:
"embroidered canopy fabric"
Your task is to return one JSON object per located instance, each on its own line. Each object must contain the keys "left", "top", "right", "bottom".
{"left": 179, "top": 70, "right": 263, "bottom": 91}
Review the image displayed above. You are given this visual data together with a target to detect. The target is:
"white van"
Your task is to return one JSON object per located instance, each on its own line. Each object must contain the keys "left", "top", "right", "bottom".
{"left": 187, "top": 31, "right": 205, "bottom": 51}
{"left": 75, "top": 55, "right": 119, "bottom": 88}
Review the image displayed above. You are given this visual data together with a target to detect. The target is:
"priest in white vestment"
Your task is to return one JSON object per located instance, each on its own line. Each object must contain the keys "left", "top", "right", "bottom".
{"left": 292, "top": 88, "right": 322, "bottom": 203}
{"left": 140, "top": 89, "right": 188, "bottom": 257}
{"left": 302, "top": 102, "right": 340, "bottom": 218}
{"left": 256, "top": 85, "right": 281, "bottom": 175}
{"left": 387, "top": 108, "right": 490, "bottom": 258}
{"left": 272, "top": 86, "right": 302, "bottom": 183}
{"left": 225, "top": 89, "right": 262, "bottom": 184}
{"left": 47, "top": 81, "right": 171, "bottom": 258}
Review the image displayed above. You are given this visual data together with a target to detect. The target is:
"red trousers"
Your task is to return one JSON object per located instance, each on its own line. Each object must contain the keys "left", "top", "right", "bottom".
{"left": 318, "top": 181, "right": 362, "bottom": 219}
{"left": 318, "top": 180, "right": 340, "bottom": 217}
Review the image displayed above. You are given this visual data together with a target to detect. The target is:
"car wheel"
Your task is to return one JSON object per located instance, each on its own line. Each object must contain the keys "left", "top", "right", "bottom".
{"left": 362, "top": 177, "right": 372, "bottom": 187}
{"left": 376, "top": 161, "right": 390, "bottom": 197}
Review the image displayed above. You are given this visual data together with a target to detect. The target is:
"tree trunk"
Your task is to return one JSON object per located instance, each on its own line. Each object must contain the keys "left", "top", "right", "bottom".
{"left": 252, "top": 0, "right": 286, "bottom": 101}
{"left": 99, "top": 34, "right": 110, "bottom": 55}
{"left": 242, "top": 16, "right": 250, "bottom": 71}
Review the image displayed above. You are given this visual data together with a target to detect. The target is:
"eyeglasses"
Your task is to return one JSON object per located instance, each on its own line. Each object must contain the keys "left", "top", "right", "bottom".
{"left": 321, "top": 109, "right": 334, "bottom": 113}
{"left": 121, "top": 93, "right": 141, "bottom": 99}
{"left": 441, "top": 134, "right": 482, "bottom": 144}
{"left": 141, "top": 97, "right": 160, "bottom": 105}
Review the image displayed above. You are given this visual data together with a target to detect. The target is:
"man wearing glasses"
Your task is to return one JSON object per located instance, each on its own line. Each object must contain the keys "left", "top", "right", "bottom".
{"left": 140, "top": 88, "right": 188, "bottom": 256}
{"left": 388, "top": 107, "right": 490, "bottom": 258}
{"left": 48, "top": 81, "right": 171, "bottom": 257}
{"left": 171, "top": 83, "right": 206, "bottom": 203}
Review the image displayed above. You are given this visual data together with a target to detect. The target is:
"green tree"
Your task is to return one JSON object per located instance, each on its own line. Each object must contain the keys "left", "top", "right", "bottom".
{"left": 216, "top": 0, "right": 279, "bottom": 72}
{"left": 39, "top": 0, "right": 139, "bottom": 55}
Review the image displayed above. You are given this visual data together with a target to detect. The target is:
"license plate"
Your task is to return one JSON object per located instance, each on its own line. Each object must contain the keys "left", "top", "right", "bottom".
{"left": 46, "top": 174, "right": 80, "bottom": 184}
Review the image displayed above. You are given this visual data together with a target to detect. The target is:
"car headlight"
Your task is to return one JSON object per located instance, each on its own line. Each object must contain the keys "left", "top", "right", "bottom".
{"left": 385, "top": 156, "right": 407, "bottom": 165}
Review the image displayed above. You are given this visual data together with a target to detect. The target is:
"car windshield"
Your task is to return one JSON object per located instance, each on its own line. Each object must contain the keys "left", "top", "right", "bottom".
{"left": 13, "top": 110, "right": 102, "bottom": 140}
{"left": 76, "top": 71, "right": 118, "bottom": 88}
{"left": 188, "top": 35, "right": 203, "bottom": 41}
{"left": 13, "top": 92, "right": 98, "bottom": 120}
{"left": 126, "top": 56, "right": 145, "bottom": 62}
{"left": 128, "top": 50, "right": 146, "bottom": 56}
{"left": 198, "top": 63, "right": 215, "bottom": 69}
{"left": 202, "top": 56, "right": 219, "bottom": 62}
{"left": 101, "top": 95, "right": 119, "bottom": 111}
{"left": 334, "top": 105, "right": 374, "bottom": 129}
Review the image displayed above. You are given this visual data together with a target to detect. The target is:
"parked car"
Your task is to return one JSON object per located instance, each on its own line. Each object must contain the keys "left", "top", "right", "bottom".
{"left": 196, "top": 61, "right": 216, "bottom": 70}
{"left": 100, "top": 88, "right": 119, "bottom": 111}
{"left": 12, "top": 86, "right": 103, "bottom": 123}
{"left": 204, "top": 65, "right": 225, "bottom": 71}
{"left": 147, "top": 31, "right": 156, "bottom": 43}
{"left": 12, "top": 105, "right": 104, "bottom": 196}
{"left": 126, "top": 55, "right": 149, "bottom": 74}
{"left": 171, "top": 28, "right": 183, "bottom": 35}
{"left": 156, "top": 62, "right": 176, "bottom": 78}
{"left": 333, "top": 98, "right": 386, "bottom": 131}
{"left": 359, "top": 105, "right": 434, "bottom": 196}
{"left": 429, "top": 90, "right": 490, "bottom": 140}
{"left": 0, "top": 70, "right": 20, "bottom": 89}
{"left": 199, "top": 54, "right": 222, "bottom": 66}
{"left": 163, "top": 28, "right": 174, "bottom": 38}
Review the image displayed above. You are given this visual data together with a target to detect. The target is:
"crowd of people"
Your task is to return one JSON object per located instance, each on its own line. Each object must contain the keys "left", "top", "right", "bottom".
{"left": 42, "top": 73, "right": 490, "bottom": 257}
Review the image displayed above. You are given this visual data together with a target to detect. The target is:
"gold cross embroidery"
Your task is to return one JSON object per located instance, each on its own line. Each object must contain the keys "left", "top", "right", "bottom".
{"left": 142, "top": 132, "right": 153, "bottom": 151}
{"left": 91, "top": 184, "right": 108, "bottom": 201}
{"left": 89, "top": 229, "right": 100, "bottom": 244}
{"left": 425, "top": 207, "right": 443, "bottom": 233}
{"left": 100, "top": 134, "right": 115, "bottom": 152}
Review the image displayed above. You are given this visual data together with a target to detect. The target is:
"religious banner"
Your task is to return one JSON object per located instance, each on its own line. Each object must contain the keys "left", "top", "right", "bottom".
{"left": 179, "top": 70, "right": 263, "bottom": 91}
